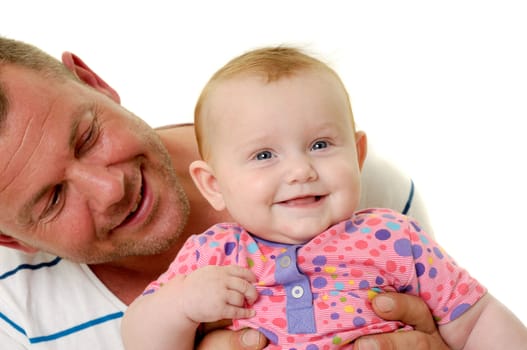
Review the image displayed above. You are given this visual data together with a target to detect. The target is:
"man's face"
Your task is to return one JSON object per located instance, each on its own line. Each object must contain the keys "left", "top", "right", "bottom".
{"left": 0, "top": 65, "right": 189, "bottom": 263}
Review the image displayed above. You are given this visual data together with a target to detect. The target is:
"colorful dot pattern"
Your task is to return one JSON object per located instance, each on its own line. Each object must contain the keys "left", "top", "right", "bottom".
{"left": 145, "top": 208, "right": 486, "bottom": 349}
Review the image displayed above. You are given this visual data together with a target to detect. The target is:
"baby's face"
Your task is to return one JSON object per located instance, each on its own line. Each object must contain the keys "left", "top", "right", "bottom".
{"left": 203, "top": 70, "right": 366, "bottom": 244}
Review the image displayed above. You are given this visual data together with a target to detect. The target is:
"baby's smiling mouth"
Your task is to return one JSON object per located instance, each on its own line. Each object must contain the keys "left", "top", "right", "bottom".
{"left": 279, "top": 195, "right": 324, "bottom": 206}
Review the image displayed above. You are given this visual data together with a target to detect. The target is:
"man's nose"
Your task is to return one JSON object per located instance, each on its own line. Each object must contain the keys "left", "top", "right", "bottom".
{"left": 285, "top": 155, "right": 318, "bottom": 184}
{"left": 67, "top": 163, "right": 125, "bottom": 213}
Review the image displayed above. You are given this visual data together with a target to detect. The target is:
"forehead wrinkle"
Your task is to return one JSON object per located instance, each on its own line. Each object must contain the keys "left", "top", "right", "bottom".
{"left": 13, "top": 102, "right": 89, "bottom": 227}
{"left": 0, "top": 84, "right": 59, "bottom": 185}
{"left": 12, "top": 111, "right": 54, "bottom": 227}
{"left": 2, "top": 121, "right": 48, "bottom": 228}
{"left": 0, "top": 116, "right": 35, "bottom": 192}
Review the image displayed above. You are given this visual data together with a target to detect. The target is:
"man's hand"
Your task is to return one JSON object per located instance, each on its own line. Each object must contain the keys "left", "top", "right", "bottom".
{"left": 356, "top": 292, "right": 450, "bottom": 350}
{"left": 199, "top": 291, "right": 451, "bottom": 350}
{"left": 197, "top": 327, "right": 268, "bottom": 350}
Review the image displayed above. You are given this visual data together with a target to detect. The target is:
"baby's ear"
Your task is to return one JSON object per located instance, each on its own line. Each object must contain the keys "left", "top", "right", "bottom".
{"left": 355, "top": 130, "right": 368, "bottom": 170}
{"left": 189, "top": 160, "right": 226, "bottom": 211}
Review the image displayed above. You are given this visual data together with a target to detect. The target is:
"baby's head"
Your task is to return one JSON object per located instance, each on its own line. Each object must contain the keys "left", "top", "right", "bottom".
{"left": 190, "top": 46, "right": 367, "bottom": 244}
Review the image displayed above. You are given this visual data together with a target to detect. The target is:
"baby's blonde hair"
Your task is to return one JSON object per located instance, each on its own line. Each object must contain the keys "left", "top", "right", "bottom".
{"left": 194, "top": 46, "right": 355, "bottom": 160}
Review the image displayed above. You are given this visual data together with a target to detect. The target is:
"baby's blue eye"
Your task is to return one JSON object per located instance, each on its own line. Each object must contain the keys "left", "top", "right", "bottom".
{"left": 311, "top": 140, "right": 328, "bottom": 151}
{"left": 255, "top": 150, "right": 273, "bottom": 160}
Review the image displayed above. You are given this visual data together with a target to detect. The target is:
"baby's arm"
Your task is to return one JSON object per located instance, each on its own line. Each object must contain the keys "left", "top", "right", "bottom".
{"left": 121, "top": 265, "right": 258, "bottom": 350}
{"left": 439, "top": 292, "right": 527, "bottom": 349}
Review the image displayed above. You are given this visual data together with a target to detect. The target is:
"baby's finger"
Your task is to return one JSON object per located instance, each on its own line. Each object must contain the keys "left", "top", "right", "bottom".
{"left": 226, "top": 289, "right": 248, "bottom": 308}
{"left": 227, "top": 276, "right": 258, "bottom": 305}
{"left": 226, "top": 265, "right": 257, "bottom": 283}
{"left": 222, "top": 304, "right": 256, "bottom": 320}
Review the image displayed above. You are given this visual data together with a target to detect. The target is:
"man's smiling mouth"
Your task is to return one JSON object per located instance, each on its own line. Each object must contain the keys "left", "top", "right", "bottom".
{"left": 115, "top": 171, "right": 146, "bottom": 230}
{"left": 125, "top": 185, "right": 143, "bottom": 221}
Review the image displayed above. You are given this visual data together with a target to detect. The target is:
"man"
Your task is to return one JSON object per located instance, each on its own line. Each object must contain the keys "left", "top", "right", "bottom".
{"left": 0, "top": 36, "right": 448, "bottom": 349}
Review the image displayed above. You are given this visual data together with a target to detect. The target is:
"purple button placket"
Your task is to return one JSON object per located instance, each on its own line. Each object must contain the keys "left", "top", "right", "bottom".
{"left": 274, "top": 245, "right": 316, "bottom": 334}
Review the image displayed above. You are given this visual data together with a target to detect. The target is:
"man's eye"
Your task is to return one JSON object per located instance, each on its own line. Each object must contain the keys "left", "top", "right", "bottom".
{"left": 311, "top": 140, "right": 328, "bottom": 151}
{"left": 40, "top": 184, "right": 64, "bottom": 220}
{"left": 255, "top": 150, "right": 274, "bottom": 160}
{"left": 76, "top": 120, "right": 99, "bottom": 156}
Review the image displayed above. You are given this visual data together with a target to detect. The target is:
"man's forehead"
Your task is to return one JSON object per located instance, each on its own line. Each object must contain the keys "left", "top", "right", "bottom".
{"left": 0, "top": 65, "right": 85, "bottom": 133}
{"left": 0, "top": 65, "right": 81, "bottom": 219}
{"left": 1, "top": 65, "right": 61, "bottom": 117}
{"left": 0, "top": 67, "right": 59, "bottom": 147}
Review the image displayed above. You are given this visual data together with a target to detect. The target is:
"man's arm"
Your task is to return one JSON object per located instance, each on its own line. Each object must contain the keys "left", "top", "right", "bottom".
{"left": 359, "top": 146, "right": 434, "bottom": 236}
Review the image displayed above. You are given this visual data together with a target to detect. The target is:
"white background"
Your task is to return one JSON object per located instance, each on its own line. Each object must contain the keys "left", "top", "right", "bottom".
{"left": 4, "top": 1, "right": 526, "bottom": 324}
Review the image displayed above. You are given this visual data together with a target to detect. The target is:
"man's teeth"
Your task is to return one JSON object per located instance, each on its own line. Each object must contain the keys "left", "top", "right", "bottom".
{"left": 130, "top": 192, "right": 142, "bottom": 215}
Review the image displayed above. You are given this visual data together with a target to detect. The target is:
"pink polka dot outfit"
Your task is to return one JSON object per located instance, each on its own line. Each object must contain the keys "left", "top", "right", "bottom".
{"left": 144, "top": 208, "right": 486, "bottom": 349}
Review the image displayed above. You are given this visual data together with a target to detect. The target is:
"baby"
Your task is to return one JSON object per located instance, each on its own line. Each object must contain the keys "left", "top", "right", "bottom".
{"left": 122, "top": 46, "right": 527, "bottom": 349}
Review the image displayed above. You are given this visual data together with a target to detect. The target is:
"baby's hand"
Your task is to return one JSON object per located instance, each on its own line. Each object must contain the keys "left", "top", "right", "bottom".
{"left": 181, "top": 265, "right": 258, "bottom": 323}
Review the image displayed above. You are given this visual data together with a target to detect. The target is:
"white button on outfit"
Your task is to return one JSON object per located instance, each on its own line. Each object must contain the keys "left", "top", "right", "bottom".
{"left": 291, "top": 285, "right": 304, "bottom": 298}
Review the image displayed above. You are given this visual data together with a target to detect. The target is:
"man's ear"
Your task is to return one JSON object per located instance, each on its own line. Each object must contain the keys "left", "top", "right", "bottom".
{"left": 61, "top": 52, "right": 121, "bottom": 103}
{"left": 0, "top": 233, "right": 39, "bottom": 254}
{"left": 355, "top": 130, "right": 368, "bottom": 170}
{"left": 189, "top": 160, "right": 226, "bottom": 211}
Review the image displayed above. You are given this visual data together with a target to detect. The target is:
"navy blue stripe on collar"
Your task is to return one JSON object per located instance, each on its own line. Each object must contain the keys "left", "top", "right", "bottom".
{"left": 402, "top": 179, "right": 415, "bottom": 215}
{"left": 0, "top": 256, "right": 62, "bottom": 280}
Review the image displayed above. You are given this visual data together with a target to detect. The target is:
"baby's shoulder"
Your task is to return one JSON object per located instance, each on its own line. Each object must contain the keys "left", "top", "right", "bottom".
{"left": 331, "top": 207, "right": 425, "bottom": 241}
{"left": 187, "top": 222, "right": 252, "bottom": 246}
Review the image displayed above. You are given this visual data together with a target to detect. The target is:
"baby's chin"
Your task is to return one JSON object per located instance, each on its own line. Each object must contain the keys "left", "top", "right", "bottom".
{"left": 260, "top": 223, "right": 337, "bottom": 245}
